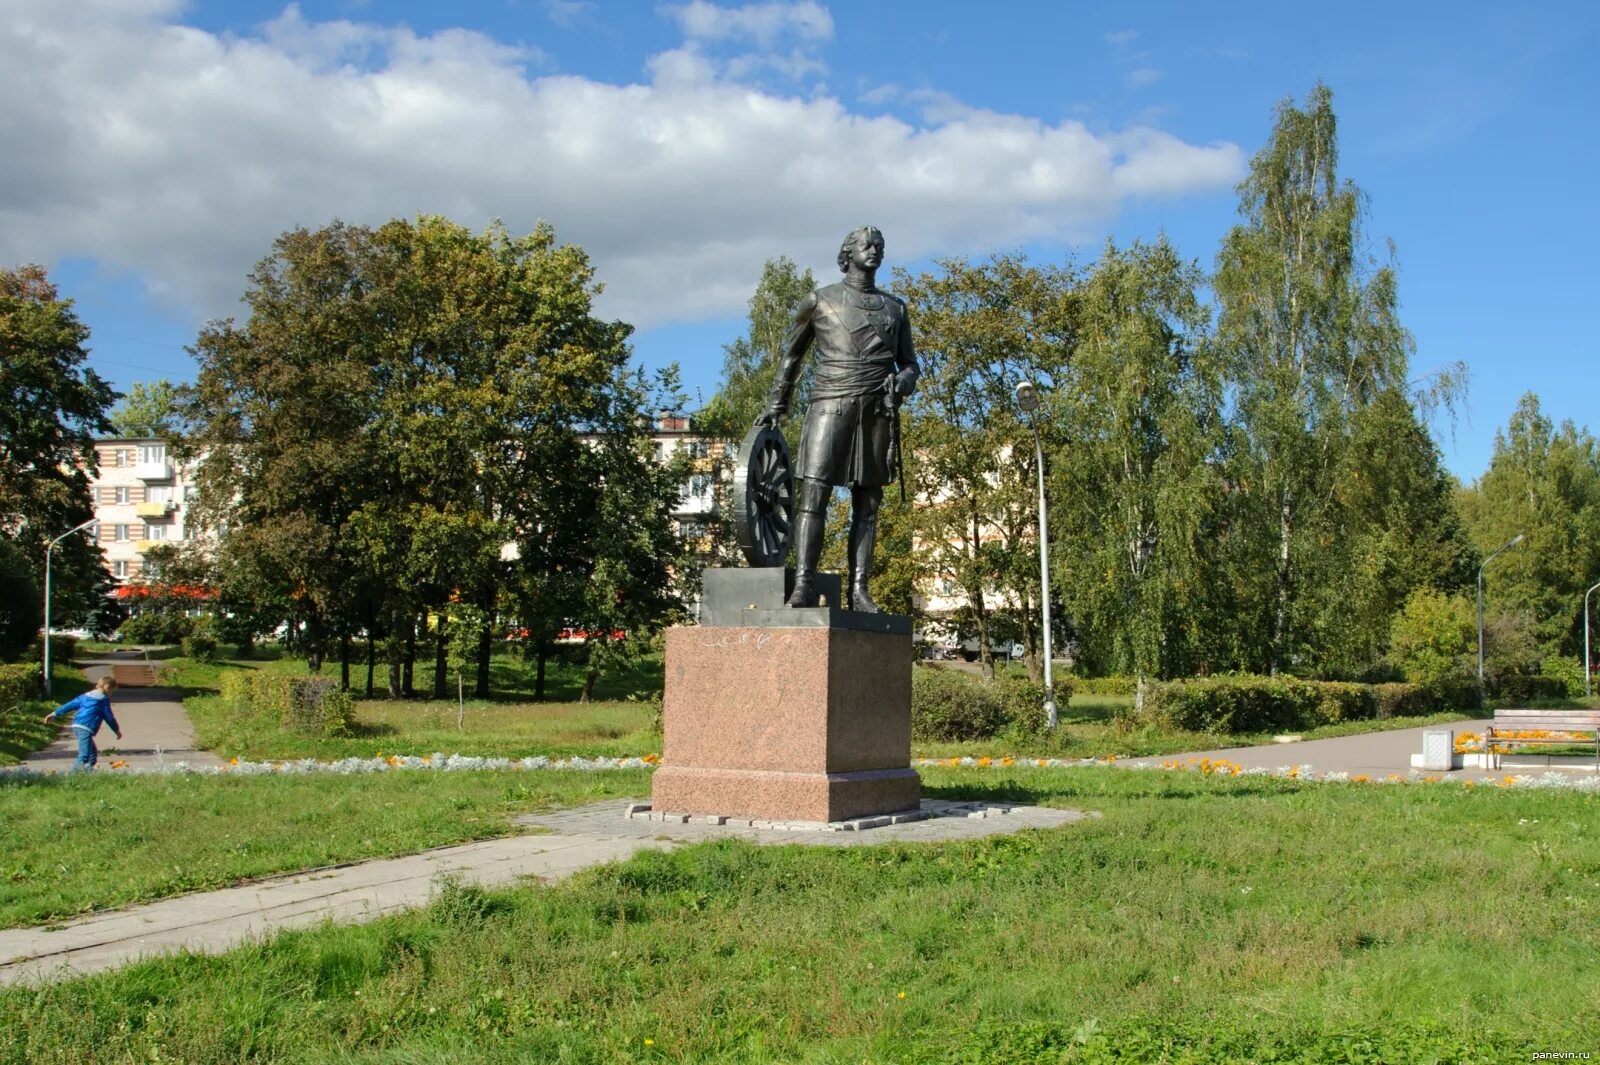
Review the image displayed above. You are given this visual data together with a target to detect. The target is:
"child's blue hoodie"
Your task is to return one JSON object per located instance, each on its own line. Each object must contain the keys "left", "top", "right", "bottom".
{"left": 49, "top": 690, "right": 121, "bottom": 736}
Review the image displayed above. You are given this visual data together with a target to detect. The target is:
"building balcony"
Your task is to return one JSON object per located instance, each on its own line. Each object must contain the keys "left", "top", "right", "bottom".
{"left": 135, "top": 501, "right": 175, "bottom": 519}
{"left": 133, "top": 539, "right": 172, "bottom": 554}
{"left": 134, "top": 459, "right": 173, "bottom": 481}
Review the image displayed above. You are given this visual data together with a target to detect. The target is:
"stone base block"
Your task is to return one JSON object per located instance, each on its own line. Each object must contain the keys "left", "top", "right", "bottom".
{"left": 651, "top": 765, "right": 921, "bottom": 824}
{"left": 654, "top": 618, "right": 919, "bottom": 822}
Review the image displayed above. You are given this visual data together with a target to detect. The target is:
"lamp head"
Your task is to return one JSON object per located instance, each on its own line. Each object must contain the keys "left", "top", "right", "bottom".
{"left": 1511, "top": 533, "right": 1524, "bottom": 545}
{"left": 1013, "top": 380, "right": 1039, "bottom": 413}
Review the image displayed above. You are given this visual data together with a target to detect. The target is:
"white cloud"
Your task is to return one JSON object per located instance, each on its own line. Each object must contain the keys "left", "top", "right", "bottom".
{"left": 665, "top": 1, "right": 834, "bottom": 48}
{"left": 0, "top": 2, "right": 1244, "bottom": 330}
{"left": 1126, "top": 67, "right": 1164, "bottom": 89}
{"left": 1104, "top": 29, "right": 1138, "bottom": 46}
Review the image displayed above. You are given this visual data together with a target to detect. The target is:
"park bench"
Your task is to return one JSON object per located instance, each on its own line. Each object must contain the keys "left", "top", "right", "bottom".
{"left": 1486, "top": 709, "right": 1600, "bottom": 771}
{"left": 110, "top": 662, "right": 162, "bottom": 687}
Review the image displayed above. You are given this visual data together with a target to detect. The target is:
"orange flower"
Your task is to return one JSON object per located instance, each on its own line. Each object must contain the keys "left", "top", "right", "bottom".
{"left": 977, "top": 756, "right": 992, "bottom": 767}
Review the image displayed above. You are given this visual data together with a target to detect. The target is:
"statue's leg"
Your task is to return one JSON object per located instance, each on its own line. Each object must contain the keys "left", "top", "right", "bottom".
{"left": 847, "top": 485, "right": 883, "bottom": 613}
{"left": 786, "top": 477, "right": 830, "bottom": 608}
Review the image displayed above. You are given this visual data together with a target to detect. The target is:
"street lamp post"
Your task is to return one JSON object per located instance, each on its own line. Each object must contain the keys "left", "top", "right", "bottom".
{"left": 1477, "top": 533, "right": 1524, "bottom": 690}
{"left": 1585, "top": 579, "right": 1600, "bottom": 699}
{"left": 43, "top": 517, "right": 98, "bottom": 697}
{"left": 1013, "top": 381, "right": 1056, "bottom": 728}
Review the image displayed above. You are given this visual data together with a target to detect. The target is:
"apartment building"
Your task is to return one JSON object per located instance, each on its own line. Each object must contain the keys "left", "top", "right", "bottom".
{"left": 88, "top": 438, "right": 197, "bottom": 583}
{"left": 645, "top": 412, "right": 725, "bottom": 554}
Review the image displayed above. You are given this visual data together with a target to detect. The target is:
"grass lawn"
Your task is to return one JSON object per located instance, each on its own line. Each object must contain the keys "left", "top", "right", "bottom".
{"left": 5, "top": 767, "right": 1597, "bottom": 1062}
{"left": 0, "top": 768, "right": 649, "bottom": 929}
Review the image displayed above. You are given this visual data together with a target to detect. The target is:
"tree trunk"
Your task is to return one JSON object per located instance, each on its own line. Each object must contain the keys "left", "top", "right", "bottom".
{"left": 305, "top": 611, "right": 324, "bottom": 673}
{"left": 386, "top": 609, "right": 402, "bottom": 700}
{"left": 1272, "top": 490, "right": 1293, "bottom": 676}
{"left": 365, "top": 603, "right": 376, "bottom": 697}
{"left": 402, "top": 614, "right": 417, "bottom": 696}
{"left": 339, "top": 632, "right": 350, "bottom": 691}
{"left": 1020, "top": 590, "right": 1041, "bottom": 683}
{"left": 580, "top": 651, "right": 598, "bottom": 704}
{"left": 474, "top": 613, "right": 492, "bottom": 699}
{"left": 238, "top": 634, "right": 254, "bottom": 660}
{"left": 1135, "top": 672, "right": 1146, "bottom": 716}
{"left": 433, "top": 612, "right": 448, "bottom": 699}
{"left": 535, "top": 640, "right": 549, "bottom": 702}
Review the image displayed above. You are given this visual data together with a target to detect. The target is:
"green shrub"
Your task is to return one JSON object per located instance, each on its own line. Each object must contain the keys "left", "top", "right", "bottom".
{"left": 1146, "top": 674, "right": 1384, "bottom": 734}
{"left": 1491, "top": 673, "right": 1571, "bottom": 703}
{"left": 222, "top": 672, "right": 353, "bottom": 736}
{"left": 1068, "top": 674, "right": 1136, "bottom": 696}
{"left": 911, "top": 667, "right": 1007, "bottom": 742}
{"left": 1389, "top": 588, "right": 1475, "bottom": 683}
{"left": 118, "top": 612, "right": 194, "bottom": 645}
{"left": 181, "top": 633, "right": 219, "bottom": 662}
{"left": 32, "top": 634, "right": 78, "bottom": 668}
{"left": 1538, "top": 654, "right": 1586, "bottom": 698}
{"left": 997, "top": 674, "right": 1077, "bottom": 738}
{"left": 0, "top": 662, "right": 39, "bottom": 705}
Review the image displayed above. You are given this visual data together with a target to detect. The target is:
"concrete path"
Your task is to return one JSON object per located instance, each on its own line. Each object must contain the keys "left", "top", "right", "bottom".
{"left": 0, "top": 798, "right": 1087, "bottom": 987}
{"left": 25, "top": 656, "right": 223, "bottom": 773}
{"left": 1156, "top": 718, "right": 1542, "bottom": 781}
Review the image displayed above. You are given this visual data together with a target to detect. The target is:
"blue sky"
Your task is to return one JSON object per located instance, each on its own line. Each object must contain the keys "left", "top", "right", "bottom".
{"left": 5, "top": 0, "right": 1596, "bottom": 482}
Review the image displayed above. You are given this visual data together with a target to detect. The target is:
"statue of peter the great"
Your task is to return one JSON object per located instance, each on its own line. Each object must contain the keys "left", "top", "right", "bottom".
{"left": 755, "top": 226, "right": 920, "bottom": 612}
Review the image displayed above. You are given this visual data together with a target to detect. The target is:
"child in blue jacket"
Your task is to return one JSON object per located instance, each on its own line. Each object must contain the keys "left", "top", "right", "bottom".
{"left": 42, "top": 675, "right": 122, "bottom": 770}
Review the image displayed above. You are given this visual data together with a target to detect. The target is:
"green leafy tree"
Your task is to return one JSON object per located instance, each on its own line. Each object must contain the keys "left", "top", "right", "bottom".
{"left": 1461, "top": 392, "right": 1600, "bottom": 661}
{"left": 1052, "top": 238, "right": 1219, "bottom": 707}
{"left": 109, "top": 380, "right": 184, "bottom": 437}
{"left": 897, "top": 253, "right": 1075, "bottom": 680}
{"left": 1388, "top": 588, "right": 1475, "bottom": 684}
{"left": 1213, "top": 84, "right": 1455, "bottom": 675}
{"left": 0, "top": 265, "right": 114, "bottom": 628}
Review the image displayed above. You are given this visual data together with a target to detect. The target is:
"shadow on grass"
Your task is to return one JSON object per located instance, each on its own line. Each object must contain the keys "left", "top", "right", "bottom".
{"left": 920, "top": 777, "right": 1300, "bottom": 805}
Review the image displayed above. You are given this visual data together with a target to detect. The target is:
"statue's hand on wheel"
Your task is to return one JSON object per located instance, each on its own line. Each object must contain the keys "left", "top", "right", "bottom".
{"left": 754, "top": 406, "right": 784, "bottom": 430}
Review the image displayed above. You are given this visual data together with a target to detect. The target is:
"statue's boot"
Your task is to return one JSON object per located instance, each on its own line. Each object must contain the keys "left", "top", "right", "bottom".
{"left": 847, "top": 486, "right": 883, "bottom": 613}
{"left": 786, "top": 478, "right": 828, "bottom": 608}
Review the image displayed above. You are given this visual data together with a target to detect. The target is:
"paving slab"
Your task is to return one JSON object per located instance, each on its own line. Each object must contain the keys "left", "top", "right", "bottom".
{"left": 26, "top": 656, "right": 224, "bottom": 773}
{"left": 0, "top": 797, "right": 1089, "bottom": 987}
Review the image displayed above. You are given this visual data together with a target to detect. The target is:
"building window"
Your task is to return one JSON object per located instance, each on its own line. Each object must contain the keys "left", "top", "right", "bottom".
{"left": 114, "top": 524, "right": 130, "bottom": 542}
{"left": 147, "top": 485, "right": 171, "bottom": 503}
{"left": 145, "top": 524, "right": 167, "bottom": 541}
{"left": 115, "top": 486, "right": 129, "bottom": 504}
{"left": 139, "top": 444, "right": 166, "bottom": 464}
{"left": 113, "top": 560, "right": 128, "bottom": 578}
{"left": 687, "top": 474, "right": 711, "bottom": 500}
{"left": 687, "top": 440, "right": 709, "bottom": 460}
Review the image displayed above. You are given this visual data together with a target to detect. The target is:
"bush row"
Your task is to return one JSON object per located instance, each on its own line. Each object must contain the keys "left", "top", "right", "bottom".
{"left": 1066, "top": 675, "right": 1137, "bottom": 696}
{"left": 32, "top": 635, "right": 78, "bottom": 670}
{"left": 118, "top": 612, "right": 195, "bottom": 645}
{"left": 1142, "top": 673, "right": 1484, "bottom": 734}
{"left": 911, "top": 667, "right": 1076, "bottom": 742}
{"left": 0, "top": 663, "right": 38, "bottom": 706}
{"left": 220, "top": 671, "right": 353, "bottom": 737}
{"left": 1490, "top": 673, "right": 1572, "bottom": 702}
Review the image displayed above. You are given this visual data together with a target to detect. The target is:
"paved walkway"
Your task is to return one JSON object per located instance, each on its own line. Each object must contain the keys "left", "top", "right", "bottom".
{"left": 25, "top": 656, "right": 223, "bottom": 773}
{"left": 1155, "top": 718, "right": 1583, "bottom": 781}
{"left": 0, "top": 799, "right": 1088, "bottom": 987}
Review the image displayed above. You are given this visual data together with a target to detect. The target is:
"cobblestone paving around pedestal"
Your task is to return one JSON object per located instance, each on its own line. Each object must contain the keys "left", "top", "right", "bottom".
{"left": 1, "top": 798, "right": 1090, "bottom": 987}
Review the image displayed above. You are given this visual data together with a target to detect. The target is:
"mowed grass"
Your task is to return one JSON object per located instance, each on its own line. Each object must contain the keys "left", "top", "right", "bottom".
{"left": 0, "top": 769, "right": 648, "bottom": 929}
{"left": 5, "top": 768, "right": 1599, "bottom": 1062}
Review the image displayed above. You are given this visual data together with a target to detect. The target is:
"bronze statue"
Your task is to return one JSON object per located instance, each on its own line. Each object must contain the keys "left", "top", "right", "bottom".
{"left": 755, "top": 225, "right": 920, "bottom": 612}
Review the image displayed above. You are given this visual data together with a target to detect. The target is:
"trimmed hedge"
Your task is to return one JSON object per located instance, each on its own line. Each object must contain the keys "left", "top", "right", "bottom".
{"left": 1491, "top": 674, "right": 1571, "bottom": 703}
{"left": 221, "top": 671, "right": 353, "bottom": 737}
{"left": 1069, "top": 675, "right": 1137, "bottom": 696}
{"left": 0, "top": 663, "right": 39, "bottom": 706}
{"left": 912, "top": 667, "right": 1007, "bottom": 742}
{"left": 119, "top": 612, "right": 193, "bottom": 645}
{"left": 912, "top": 668, "right": 1077, "bottom": 742}
{"left": 1145, "top": 673, "right": 1484, "bottom": 734}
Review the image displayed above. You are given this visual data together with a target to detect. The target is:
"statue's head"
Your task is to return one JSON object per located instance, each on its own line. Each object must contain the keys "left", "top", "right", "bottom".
{"left": 837, "top": 226, "right": 885, "bottom": 272}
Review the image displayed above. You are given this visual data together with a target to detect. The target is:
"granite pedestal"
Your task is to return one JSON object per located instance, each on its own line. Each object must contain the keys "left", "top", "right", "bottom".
{"left": 651, "top": 568, "right": 921, "bottom": 823}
